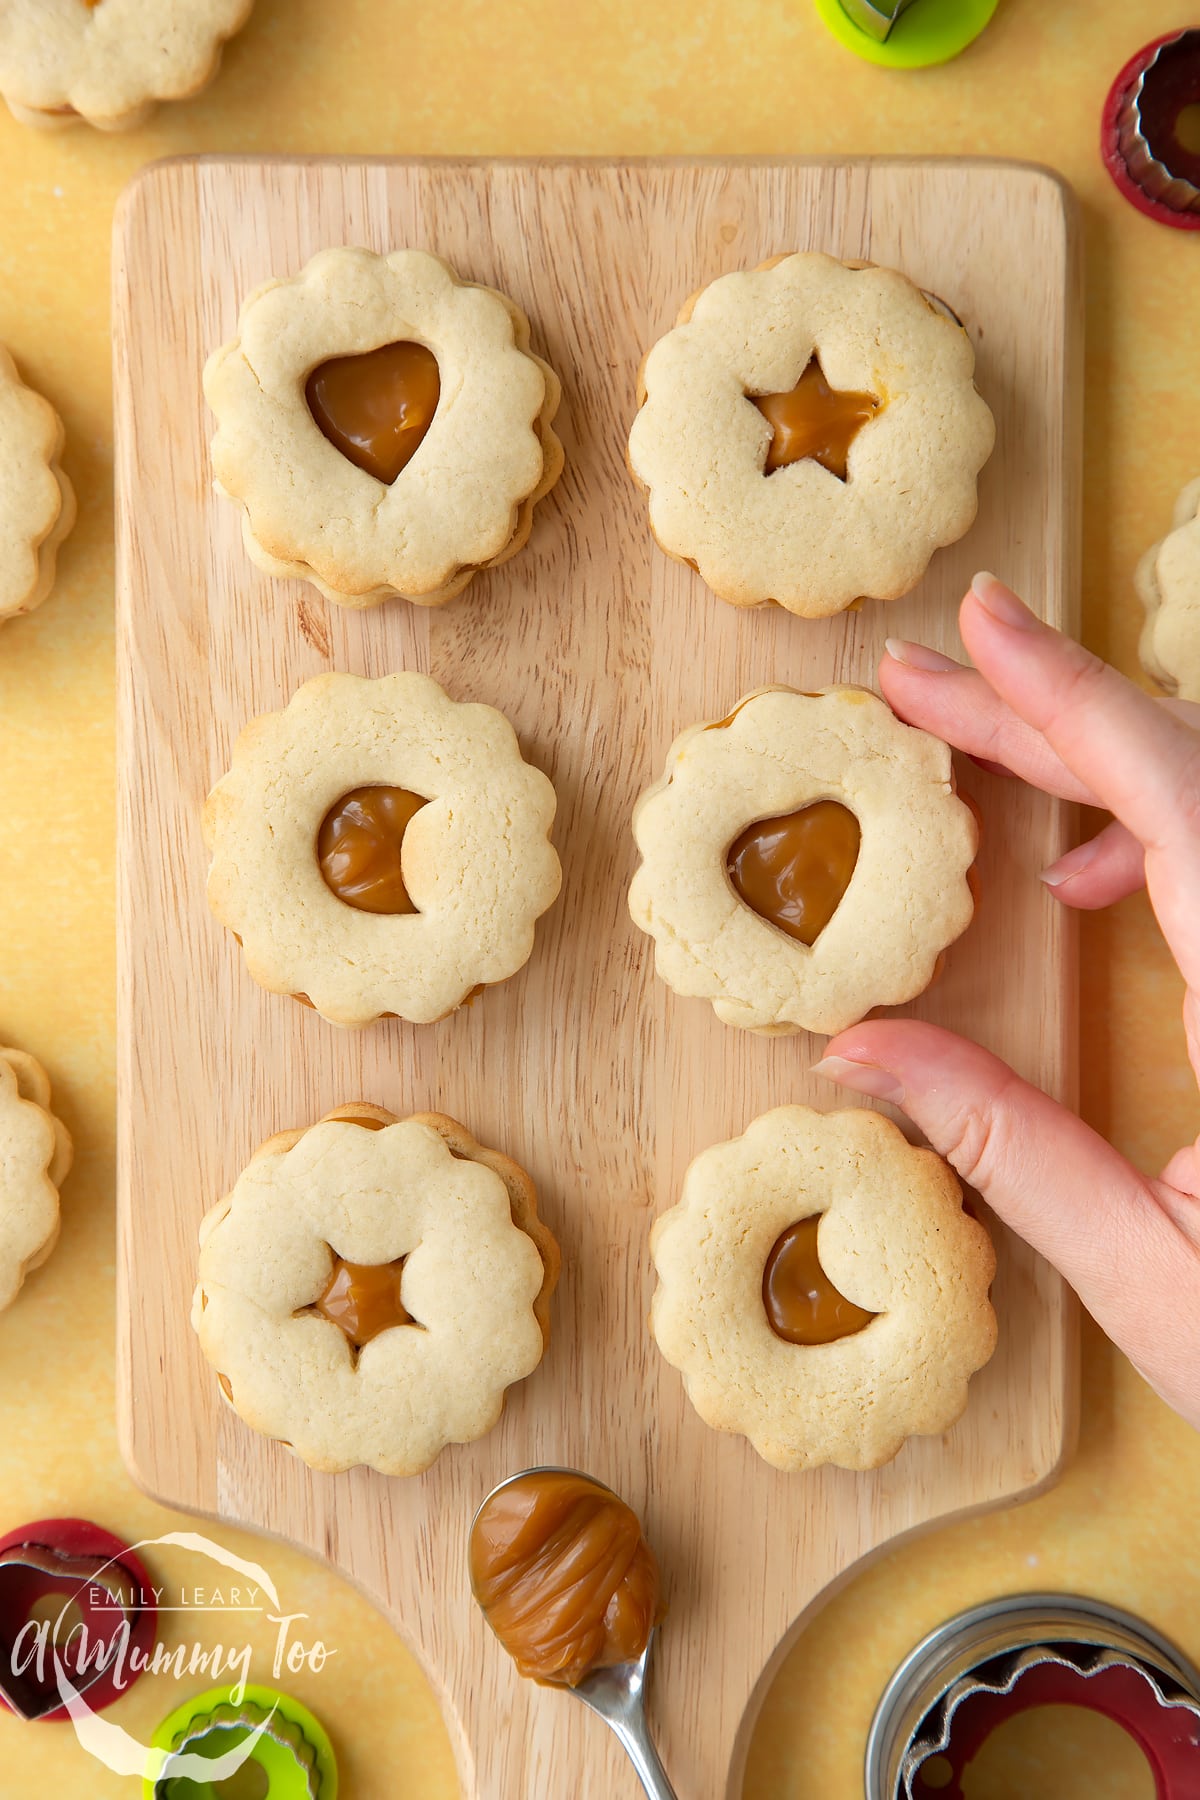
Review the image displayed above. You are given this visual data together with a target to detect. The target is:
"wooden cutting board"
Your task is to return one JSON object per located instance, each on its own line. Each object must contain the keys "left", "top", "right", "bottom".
{"left": 113, "top": 157, "right": 1081, "bottom": 1799}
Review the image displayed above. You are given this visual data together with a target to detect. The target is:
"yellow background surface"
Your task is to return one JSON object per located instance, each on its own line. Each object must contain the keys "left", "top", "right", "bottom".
{"left": 0, "top": 1, "right": 1196, "bottom": 1794}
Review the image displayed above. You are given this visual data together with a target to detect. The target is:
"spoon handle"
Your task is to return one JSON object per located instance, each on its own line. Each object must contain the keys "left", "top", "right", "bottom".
{"left": 603, "top": 1709, "right": 679, "bottom": 1800}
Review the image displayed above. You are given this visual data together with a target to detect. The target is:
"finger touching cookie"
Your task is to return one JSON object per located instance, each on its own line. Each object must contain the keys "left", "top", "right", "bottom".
{"left": 629, "top": 686, "right": 978, "bottom": 1035}
{"left": 1137, "top": 477, "right": 1200, "bottom": 700}
{"left": 192, "top": 1107, "right": 558, "bottom": 1477}
{"left": 0, "top": 347, "right": 75, "bottom": 631}
{"left": 627, "top": 253, "right": 995, "bottom": 618}
{"left": 0, "top": 1047, "right": 72, "bottom": 1312}
{"left": 650, "top": 1105, "right": 996, "bottom": 1472}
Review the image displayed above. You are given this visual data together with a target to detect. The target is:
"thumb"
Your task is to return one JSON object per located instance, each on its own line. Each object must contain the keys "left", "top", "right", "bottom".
{"left": 812, "top": 1020, "right": 1188, "bottom": 1386}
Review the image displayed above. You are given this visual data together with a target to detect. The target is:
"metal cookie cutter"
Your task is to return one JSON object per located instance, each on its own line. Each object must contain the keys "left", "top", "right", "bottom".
{"left": 1102, "top": 29, "right": 1200, "bottom": 230}
{"left": 0, "top": 1516, "right": 158, "bottom": 1723}
{"left": 839, "top": 0, "right": 920, "bottom": 41}
{"left": 866, "top": 1593, "right": 1200, "bottom": 1798}
{"left": 814, "top": 0, "right": 1000, "bottom": 69}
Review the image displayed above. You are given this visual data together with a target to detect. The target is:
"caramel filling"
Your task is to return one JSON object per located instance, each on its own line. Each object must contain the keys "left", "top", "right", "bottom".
{"left": 707, "top": 691, "right": 821, "bottom": 730}
{"left": 753, "top": 359, "right": 881, "bottom": 480}
{"left": 763, "top": 1217, "right": 877, "bottom": 1346}
{"left": 306, "top": 341, "right": 441, "bottom": 485}
{"left": 706, "top": 702, "right": 753, "bottom": 730}
{"left": 727, "top": 801, "right": 860, "bottom": 946}
{"left": 469, "top": 1471, "right": 663, "bottom": 1687}
{"left": 317, "top": 785, "right": 428, "bottom": 915}
{"left": 313, "top": 1255, "right": 412, "bottom": 1350}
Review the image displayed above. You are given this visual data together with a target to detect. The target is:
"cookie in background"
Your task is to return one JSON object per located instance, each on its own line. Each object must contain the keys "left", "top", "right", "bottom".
{"left": 1137, "top": 477, "right": 1200, "bottom": 701}
{"left": 0, "top": 1046, "right": 72, "bottom": 1311}
{"left": 0, "top": 348, "right": 74, "bottom": 633}
{"left": 0, "top": 0, "right": 255, "bottom": 131}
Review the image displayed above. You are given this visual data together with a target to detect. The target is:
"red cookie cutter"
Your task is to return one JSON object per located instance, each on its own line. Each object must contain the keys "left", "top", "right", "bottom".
{"left": 0, "top": 1517, "right": 158, "bottom": 1722}
{"left": 1102, "top": 29, "right": 1200, "bottom": 230}
{"left": 867, "top": 1593, "right": 1200, "bottom": 1799}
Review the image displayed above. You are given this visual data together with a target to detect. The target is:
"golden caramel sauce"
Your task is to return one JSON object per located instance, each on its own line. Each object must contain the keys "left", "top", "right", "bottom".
{"left": 763, "top": 1217, "right": 877, "bottom": 1346}
{"left": 317, "top": 785, "right": 428, "bottom": 915}
{"left": 706, "top": 701, "right": 754, "bottom": 730}
{"left": 469, "top": 1471, "right": 663, "bottom": 1687}
{"left": 753, "top": 358, "right": 881, "bottom": 480}
{"left": 706, "top": 691, "right": 822, "bottom": 730}
{"left": 727, "top": 800, "right": 860, "bottom": 946}
{"left": 314, "top": 1256, "right": 412, "bottom": 1349}
{"left": 306, "top": 341, "right": 440, "bottom": 484}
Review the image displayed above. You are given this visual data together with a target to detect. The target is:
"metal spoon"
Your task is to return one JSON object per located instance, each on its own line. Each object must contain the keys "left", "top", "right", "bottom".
{"left": 570, "top": 1629, "right": 677, "bottom": 1800}
{"left": 469, "top": 1467, "right": 679, "bottom": 1800}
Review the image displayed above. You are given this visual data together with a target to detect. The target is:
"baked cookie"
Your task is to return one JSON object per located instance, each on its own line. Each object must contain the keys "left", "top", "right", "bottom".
{"left": 192, "top": 1105, "right": 559, "bottom": 1476}
{"left": 0, "top": 348, "right": 75, "bottom": 629}
{"left": 0, "top": 1047, "right": 72, "bottom": 1311}
{"left": 0, "top": 0, "right": 254, "bottom": 131}
{"left": 204, "top": 671, "right": 561, "bottom": 1028}
{"left": 651, "top": 1104, "right": 996, "bottom": 1472}
{"left": 204, "top": 247, "right": 563, "bottom": 607}
{"left": 627, "top": 253, "right": 995, "bottom": 617}
{"left": 1137, "top": 477, "right": 1200, "bottom": 700}
{"left": 629, "top": 686, "right": 977, "bottom": 1036}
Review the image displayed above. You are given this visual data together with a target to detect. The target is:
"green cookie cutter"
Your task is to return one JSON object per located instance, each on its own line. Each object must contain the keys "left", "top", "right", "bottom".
{"left": 814, "top": 0, "right": 1000, "bottom": 68}
{"left": 144, "top": 1684, "right": 338, "bottom": 1800}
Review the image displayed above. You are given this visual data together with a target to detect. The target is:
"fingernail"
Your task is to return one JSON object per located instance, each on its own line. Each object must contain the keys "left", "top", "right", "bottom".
{"left": 971, "top": 571, "right": 1038, "bottom": 630}
{"left": 1041, "top": 836, "right": 1101, "bottom": 888}
{"left": 884, "top": 638, "right": 962, "bottom": 673}
{"left": 811, "top": 1055, "right": 905, "bottom": 1104}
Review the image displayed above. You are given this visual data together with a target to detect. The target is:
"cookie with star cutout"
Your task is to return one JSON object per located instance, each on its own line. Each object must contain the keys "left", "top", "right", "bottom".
{"left": 627, "top": 253, "right": 994, "bottom": 618}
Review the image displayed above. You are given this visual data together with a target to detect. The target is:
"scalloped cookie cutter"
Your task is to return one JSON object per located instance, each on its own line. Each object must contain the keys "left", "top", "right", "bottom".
{"left": 866, "top": 1593, "right": 1200, "bottom": 1798}
{"left": 146, "top": 1682, "right": 338, "bottom": 1799}
{"left": 1102, "top": 29, "right": 1200, "bottom": 230}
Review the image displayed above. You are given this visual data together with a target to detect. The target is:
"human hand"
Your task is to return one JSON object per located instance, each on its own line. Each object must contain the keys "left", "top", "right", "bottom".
{"left": 813, "top": 572, "right": 1200, "bottom": 1429}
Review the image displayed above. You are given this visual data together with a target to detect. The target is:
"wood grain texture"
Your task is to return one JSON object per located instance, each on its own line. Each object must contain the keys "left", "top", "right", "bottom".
{"left": 113, "top": 158, "right": 1081, "bottom": 1799}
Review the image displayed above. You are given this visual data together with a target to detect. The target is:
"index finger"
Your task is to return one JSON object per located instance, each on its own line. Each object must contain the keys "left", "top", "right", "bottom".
{"left": 879, "top": 644, "right": 1101, "bottom": 804}
{"left": 962, "top": 573, "right": 1200, "bottom": 858}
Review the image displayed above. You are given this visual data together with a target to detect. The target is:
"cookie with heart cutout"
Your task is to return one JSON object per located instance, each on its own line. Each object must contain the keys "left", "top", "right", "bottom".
{"left": 204, "top": 671, "right": 562, "bottom": 1027}
{"left": 650, "top": 1104, "right": 997, "bottom": 1472}
{"left": 0, "top": 347, "right": 75, "bottom": 630}
{"left": 628, "top": 685, "right": 978, "bottom": 1035}
{"left": 1137, "top": 477, "right": 1200, "bottom": 700}
{"left": 192, "top": 1104, "right": 559, "bottom": 1477}
{"left": 0, "top": 0, "right": 254, "bottom": 130}
{"left": 204, "top": 246, "right": 564, "bottom": 608}
{"left": 627, "top": 252, "right": 995, "bottom": 617}
{"left": 0, "top": 1047, "right": 72, "bottom": 1311}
